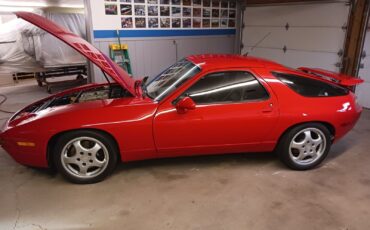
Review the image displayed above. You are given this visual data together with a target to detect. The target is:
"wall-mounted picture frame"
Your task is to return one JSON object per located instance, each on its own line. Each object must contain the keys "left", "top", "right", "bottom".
{"left": 172, "top": 7, "right": 181, "bottom": 16}
{"left": 183, "top": 18, "right": 191, "bottom": 28}
{"left": 193, "top": 8, "right": 201, "bottom": 17}
{"left": 148, "top": 6, "right": 158, "bottom": 16}
{"left": 135, "top": 5, "right": 146, "bottom": 16}
{"left": 160, "top": 18, "right": 171, "bottom": 27}
{"left": 193, "top": 0, "right": 201, "bottom": 7}
{"left": 212, "top": 0, "right": 219, "bottom": 8}
{"left": 105, "top": 4, "right": 118, "bottom": 15}
{"left": 172, "top": 0, "right": 181, "bottom": 5}
{"left": 183, "top": 7, "right": 191, "bottom": 17}
{"left": 183, "top": 0, "right": 191, "bottom": 6}
{"left": 228, "top": 19, "right": 235, "bottom": 27}
{"left": 193, "top": 18, "right": 201, "bottom": 27}
{"left": 202, "top": 19, "right": 210, "bottom": 27}
{"left": 211, "top": 19, "right": 219, "bottom": 27}
{"left": 148, "top": 18, "right": 159, "bottom": 28}
{"left": 160, "top": 6, "right": 170, "bottom": 16}
{"left": 203, "top": 8, "right": 210, "bottom": 17}
{"left": 220, "top": 18, "right": 227, "bottom": 27}
{"left": 121, "top": 17, "right": 133, "bottom": 28}
{"left": 229, "top": 10, "right": 235, "bottom": 18}
{"left": 221, "top": 9, "right": 227, "bottom": 17}
{"left": 120, "top": 4, "right": 132, "bottom": 15}
{"left": 230, "top": 1, "right": 236, "bottom": 8}
{"left": 172, "top": 18, "right": 181, "bottom": 28}
{"left": 135, "top": 17, "right": 146, "bottom": 27}
{"left": 212, "top": 9, "right": 219, "bottom": 17}
{"left": 220, "top": 0, "right": 228, "bottom": 8}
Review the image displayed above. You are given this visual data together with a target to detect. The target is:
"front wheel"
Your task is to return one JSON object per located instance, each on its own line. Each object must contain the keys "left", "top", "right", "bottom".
{"left": 53, "top": 130, "right": 118, "bottom": 184}
{"left": 277, "top": 123, "right": 331, "bottom": 170}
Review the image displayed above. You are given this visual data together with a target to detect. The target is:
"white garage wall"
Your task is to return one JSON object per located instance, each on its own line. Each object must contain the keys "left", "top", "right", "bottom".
{"left": 85, "top": 0, "right": 238, "bottom": 82}
{"left": 93, "top": 35, "right": 236, "bottom": 80}
{"left": 356, "top": 23, "right": 370, "bottom": 109}
{"left": 92, "top": 36, "right": 236, "bottom": 81}
{"left": 241, "top": 2, "right": 350, "bottom": 72}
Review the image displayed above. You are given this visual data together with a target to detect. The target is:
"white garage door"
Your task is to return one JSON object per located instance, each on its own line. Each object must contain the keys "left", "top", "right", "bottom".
{"left": 356, "top": 24, "right": 370, "bottom": 109}
{"left": 241, "top": 2, "right": 350, "bottom": 72}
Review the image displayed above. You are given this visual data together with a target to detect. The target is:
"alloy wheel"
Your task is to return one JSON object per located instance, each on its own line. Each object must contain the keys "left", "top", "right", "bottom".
{"left": 289, "top": 128, "right": 327, "bottom": 166}
{"left": 60, "top": 137, "right": 109, "bottom": 179}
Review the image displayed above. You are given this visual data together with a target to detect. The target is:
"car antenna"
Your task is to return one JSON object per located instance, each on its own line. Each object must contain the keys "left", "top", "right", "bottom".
{"left": 243, "top": 32, "right": 271, "bottom": 56}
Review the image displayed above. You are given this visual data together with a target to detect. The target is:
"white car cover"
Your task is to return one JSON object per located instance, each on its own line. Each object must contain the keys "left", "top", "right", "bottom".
{"left": 0, "top": 10, "right": 86, "bottom": 74}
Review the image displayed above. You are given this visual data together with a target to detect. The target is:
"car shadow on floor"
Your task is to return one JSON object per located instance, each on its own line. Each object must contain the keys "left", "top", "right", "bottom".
{"left": 115, "top": 152, "right": 279, "bottom": 173}
{"left": 326, "top": 133, "right": 360, "bottom": 161}
{"left": 25, "top": 152, "right": 278, "bottom": 180}
{"left": 28, "top": 144, "right": 353, "bottom": 182}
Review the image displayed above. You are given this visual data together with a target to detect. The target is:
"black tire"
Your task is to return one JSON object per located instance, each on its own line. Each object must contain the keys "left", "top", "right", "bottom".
{"left": 53, "top": 130, "right": 118, "bottom": 184}
{"left": 276, "top": 123, "right": 331, "bottom": 170}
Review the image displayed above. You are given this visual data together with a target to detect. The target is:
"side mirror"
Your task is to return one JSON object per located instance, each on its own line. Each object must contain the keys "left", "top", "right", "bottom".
{"left": 175, "top": 97, "right": 196, "bottom": 114}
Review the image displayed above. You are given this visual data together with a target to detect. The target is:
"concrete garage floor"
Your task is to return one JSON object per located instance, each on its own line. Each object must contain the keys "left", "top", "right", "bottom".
{"left": 0, "top": 83, "right": 370, "bottom": 230}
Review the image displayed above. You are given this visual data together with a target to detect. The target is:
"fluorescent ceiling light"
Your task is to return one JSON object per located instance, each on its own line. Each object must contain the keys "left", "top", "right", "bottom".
{"left": 59, "top": 4, "right": 84, "bottom": 8}
{"left": 0, "top": 6, "right": 34, "bottom": 12}
{"left": 0, "top": 1, "right": 84, "bottom": 8}
{"left": 0, "top": 1, "right": 47, "bottom": 7}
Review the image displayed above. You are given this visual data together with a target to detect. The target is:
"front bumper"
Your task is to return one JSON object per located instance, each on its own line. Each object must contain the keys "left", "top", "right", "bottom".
{"left": 0, "top": 127, "right": 49, "bottom": 168}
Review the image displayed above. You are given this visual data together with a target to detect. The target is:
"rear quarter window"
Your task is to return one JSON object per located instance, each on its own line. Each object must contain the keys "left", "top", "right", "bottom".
{"left": 272, "top": 72, "right": 349, "bottom": 97}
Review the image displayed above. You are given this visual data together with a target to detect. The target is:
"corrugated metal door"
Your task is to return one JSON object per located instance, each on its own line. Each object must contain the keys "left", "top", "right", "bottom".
{"left": 241, "top": 2, "right": 350, "bottom": 72}
{"left": 356, "top": 23, "right": 370, "bottom": 109}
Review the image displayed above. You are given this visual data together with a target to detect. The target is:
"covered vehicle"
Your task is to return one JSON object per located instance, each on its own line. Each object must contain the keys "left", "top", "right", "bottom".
{"left": 0, "top": 12, "right": 363, "bottom": 184}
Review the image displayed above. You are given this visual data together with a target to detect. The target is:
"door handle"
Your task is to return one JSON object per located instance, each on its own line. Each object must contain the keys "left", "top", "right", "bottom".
{"left": 262, "top": 103, "right": 273, "bottom": 113}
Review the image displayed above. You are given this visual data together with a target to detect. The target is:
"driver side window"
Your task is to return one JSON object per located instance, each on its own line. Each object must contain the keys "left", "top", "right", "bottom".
{"left": 182, "top": 71, "right": 269, "bottom": 104}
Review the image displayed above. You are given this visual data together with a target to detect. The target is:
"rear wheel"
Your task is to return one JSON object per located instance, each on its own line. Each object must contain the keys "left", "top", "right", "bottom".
{"left": 53, "top": 130, "right": 118, "bottom": 184}
{"left": 277, "top": 123, "right": 331, "bottom": 170}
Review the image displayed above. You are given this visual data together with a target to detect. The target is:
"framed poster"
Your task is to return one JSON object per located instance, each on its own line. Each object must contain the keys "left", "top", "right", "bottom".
{"left": 103, "top": 0, "right": 237, "bottom": 29}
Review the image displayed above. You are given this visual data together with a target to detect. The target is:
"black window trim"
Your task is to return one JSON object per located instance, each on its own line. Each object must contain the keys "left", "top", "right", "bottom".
{"left": 172, "top": 70, "right": 271, "bottom": 106}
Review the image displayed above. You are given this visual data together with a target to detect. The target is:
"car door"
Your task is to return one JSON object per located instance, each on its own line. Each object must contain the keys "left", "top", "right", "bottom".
{"left": 153, "top": 68, "right": 279, "bottom": 157}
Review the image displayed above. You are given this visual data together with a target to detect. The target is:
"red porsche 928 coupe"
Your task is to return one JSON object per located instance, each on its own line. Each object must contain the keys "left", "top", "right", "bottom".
{"left": 0, "top": 12, "right": 363, "bottom": 183}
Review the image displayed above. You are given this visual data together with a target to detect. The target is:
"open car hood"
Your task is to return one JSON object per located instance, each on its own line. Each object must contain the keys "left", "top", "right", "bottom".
{"left": 15, "top": 12, "right": 137, "bottom": 96}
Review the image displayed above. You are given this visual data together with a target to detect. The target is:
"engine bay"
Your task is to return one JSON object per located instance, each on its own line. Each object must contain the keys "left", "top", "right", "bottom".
{"left": 19, "top": 84, "right": 132, "bottom": 115}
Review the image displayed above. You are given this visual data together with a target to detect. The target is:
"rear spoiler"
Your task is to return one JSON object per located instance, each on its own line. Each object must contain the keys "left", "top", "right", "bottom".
{"left": 298, "top": 67, "right": 364, "bottom": 87}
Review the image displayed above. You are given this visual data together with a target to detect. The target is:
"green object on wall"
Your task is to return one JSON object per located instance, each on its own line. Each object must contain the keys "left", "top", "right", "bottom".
{"left": 109, "top": 43, "right": 132, "bottom": 75}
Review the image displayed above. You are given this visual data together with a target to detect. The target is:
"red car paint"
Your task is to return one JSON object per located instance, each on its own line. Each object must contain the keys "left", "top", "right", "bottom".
{"left": 0, "top": 12, "right": 362, "bottom": 168}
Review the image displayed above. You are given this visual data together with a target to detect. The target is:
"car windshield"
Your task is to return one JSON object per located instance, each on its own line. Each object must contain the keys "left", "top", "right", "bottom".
{"left": 145, "top": 59, "right": 201, "bottom": 101}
